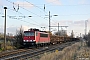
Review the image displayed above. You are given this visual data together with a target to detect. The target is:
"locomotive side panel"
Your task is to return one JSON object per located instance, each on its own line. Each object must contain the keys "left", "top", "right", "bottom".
{"left": 35, "top": 31, "right": 39, "bottom": 44}
{"left": 35, "top": 32, "right": 50, "bottom": 44}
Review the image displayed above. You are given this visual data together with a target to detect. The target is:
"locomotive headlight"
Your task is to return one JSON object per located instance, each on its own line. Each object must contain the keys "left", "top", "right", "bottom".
{"left": 30, "top": 40, "right": 32, "bottom": 42}
{"left": 23, "top": 40, "right": 25, "bottom": 42}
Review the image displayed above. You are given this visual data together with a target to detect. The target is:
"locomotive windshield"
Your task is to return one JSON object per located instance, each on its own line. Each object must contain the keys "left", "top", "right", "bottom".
{"left": 24, "top": 32, "right": 35, "bottom": 36}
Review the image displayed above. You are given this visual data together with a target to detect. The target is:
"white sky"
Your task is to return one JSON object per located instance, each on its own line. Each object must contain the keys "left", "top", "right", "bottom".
{"left": 0, "top": 0, "right": 90, "bottom": 36}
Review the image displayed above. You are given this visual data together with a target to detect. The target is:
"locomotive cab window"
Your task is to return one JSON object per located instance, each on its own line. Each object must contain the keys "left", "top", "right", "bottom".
{"left": 24, "top": 32, "right": 35, "bottom": 36}
{"left": 40, "top": 33, "right": 48, "bottom": 37}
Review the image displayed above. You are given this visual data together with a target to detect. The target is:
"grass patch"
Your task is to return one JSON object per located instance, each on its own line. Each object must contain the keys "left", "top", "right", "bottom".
{"left": 40, "top": 42, "right": 90, "bottom": 60}
{"left": 0, "top": 41, "right": 15, "bottom": 51}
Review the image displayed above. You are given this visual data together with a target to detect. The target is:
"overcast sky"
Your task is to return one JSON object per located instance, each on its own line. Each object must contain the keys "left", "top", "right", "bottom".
{"left": 0, "top": 0, "right": 90, "bottom": 36}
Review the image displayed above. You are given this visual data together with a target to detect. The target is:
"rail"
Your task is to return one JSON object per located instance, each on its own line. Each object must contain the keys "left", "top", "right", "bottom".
{"left": 0, "top": 41, "right": 77, "bottom": 60}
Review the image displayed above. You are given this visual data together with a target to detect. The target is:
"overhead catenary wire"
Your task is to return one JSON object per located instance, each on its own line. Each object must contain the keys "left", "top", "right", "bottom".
{"left": 48, "top": 4, "right": 90, "bottom": 6}
{"left": 5, "top": 0, "right": 50, "bottom": 27}
{"left": 3, "top": 0, "right": 90, "bottom": 27}
{"left": 7, "top": 7, "right": 41, "bottom": 24}
{"left": 5, "top": 0, "right": 60, "bottom": 25}
{"left": 15, "top": 0, "right": 60, "bottom": 22}
{"left": 0, "top": 5, "right": 42, "bottom": 26}
{"left": 8, "top": 9, "right": 42, "bottom": 26}
{"left": 0, "top": 1, "right": 46, "bottom": 26}
{"left": 24, "top": 0, "right": 47, "bottom": 13}
{"left": 15, "top": 18, "right": 41, "bottom": 26}
{"left": 5, "top": 0, "right": 49, "bottom": 23}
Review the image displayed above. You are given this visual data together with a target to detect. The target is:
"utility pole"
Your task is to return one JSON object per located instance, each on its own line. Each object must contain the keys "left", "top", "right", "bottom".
{"left": 49, "top": 11, "right": 50, "bottom": 33}
{"left": 58, "top": 23, "right": 59, "bottom": 36}
{"left": 80, "top": 33, "right": 81, "bottom": 37}
{"left": 4, "top": 7, "right": 7, "bottom": 50}
{"left": 71, "top": 30, "right": 74, "bottom": 38}
{"left": 85, "top": 20, "right": 88, "bottom": 36}
{"left": 51, "top": 25, "right": 68, "bottom": 36}
{"left": 51, "top": 24, "right": 68, "bottom": 42}
{"left": 48, "top": 11, "right": 58, "bottom": 34}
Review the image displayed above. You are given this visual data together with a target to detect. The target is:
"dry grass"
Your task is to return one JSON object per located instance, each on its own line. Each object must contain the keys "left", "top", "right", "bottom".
{"left": 40, "top": 42, "right": 90, "bottom": 60}
{"left": 0, "top": 41, "right": 15, "bottom": 51}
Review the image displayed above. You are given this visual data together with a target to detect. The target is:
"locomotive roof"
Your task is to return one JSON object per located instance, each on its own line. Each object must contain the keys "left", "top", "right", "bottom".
{"left": 24, "top": 30, "right": 47, "bottom": 33}
{"left": 24, "top": 30, "right": 49, "bottom": 34}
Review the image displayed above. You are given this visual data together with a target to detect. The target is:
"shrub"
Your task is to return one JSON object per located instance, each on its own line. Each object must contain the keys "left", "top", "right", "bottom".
{"left": 40, "top": 42, "right": 90, "bottom": 60}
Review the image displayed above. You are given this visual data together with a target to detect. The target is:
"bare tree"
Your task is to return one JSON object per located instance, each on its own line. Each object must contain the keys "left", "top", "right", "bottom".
{"left": 83, "top": 30, "right": 90, "bottom": 47}
{"left": 15, "top": 26, "right": 24, "bottom": 48}
{"left": 71, "top": 30, "right": 74, "bottom": 38}
{"left": 87, "top": 31, "right": 90, "bottom": 47}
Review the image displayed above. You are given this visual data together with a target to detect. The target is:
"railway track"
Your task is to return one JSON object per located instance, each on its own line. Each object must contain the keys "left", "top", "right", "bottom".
{"left": 0, "top": 49, "right": 29, "bottom": 58}
{"left": 0, "top": 41, "right": 77, "bottom": 60}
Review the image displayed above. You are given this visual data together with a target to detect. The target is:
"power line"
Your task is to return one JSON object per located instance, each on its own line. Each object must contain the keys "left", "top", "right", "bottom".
{"left": 15, "top": 18, "right": 41, "bottom": 26}
{"left": 5, "top": 0, "right": 59, "bottom": 25}
{"left": 8, "top": 15, "right": 41, "bottom": 25}
{"left": 27, "top": 1, "right": 90, "bottom": 7}
{"left": 57, "top": 13, "right": 90, "bottom": 16}
{"left": 6, "top": 0, "right": 90, "bottom": 28}
{"left": 14, "top": 0, "right": 60, "bottom": 22}
{"left": 24, "top": 0, "right": 47, "bottom": 13}
{"left": 7, "top": 9, "right": 42, "bottom": 26}
{"left": 0, "top": 1, "right": 45, "bottom": 26}
{"left": 45, "top": 3, "right": 90, "bottom": 6}
{"left": 6, "top": 0, "right": 49, "bottom": 23}
{"left": 0, "top": 5, "right": 42, "bottom": 26}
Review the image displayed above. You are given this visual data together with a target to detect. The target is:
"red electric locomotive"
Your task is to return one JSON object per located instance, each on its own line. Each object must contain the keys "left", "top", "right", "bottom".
{"left": 23, "top": 28, "right": 50, "bottom": 47}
